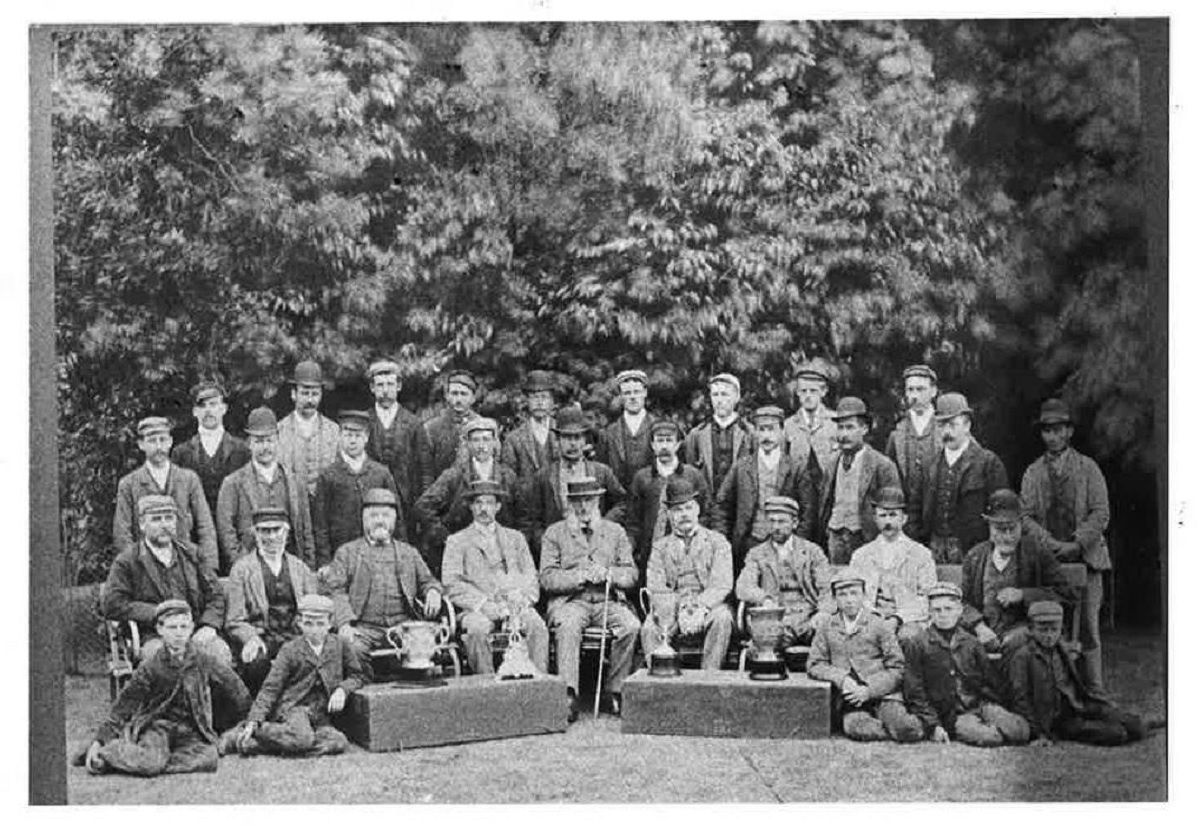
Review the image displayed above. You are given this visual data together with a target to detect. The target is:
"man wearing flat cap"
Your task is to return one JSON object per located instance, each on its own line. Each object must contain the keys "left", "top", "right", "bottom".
{"left": 807, "top": 570, "right": 924, "bottom": 743}
{"left": 783, "top": 359, "right": 839, "bottom": 524}
{"left": 917, "top": 392, "right": 1009, "bottom": 564}
{"left": 626, "top": 419, "right": 713, "bottom": 570}
{"left": 527, "top": 406, "right": 626, "bottom": 563}
{"left": 365, "top": 359, "right": 434, "bottom": 541}
{"left": 1008, "top": 601, "right": 1145, "bottom": 747}
{"left": 228, "top": 594, "right": 365, "bottom": 758}
{"left": 1019, "top": 398, "right": 1112, "bottom": 696}
{"left": 817, "top": 397, "right": 902, "bottom": 564}
{"left": 224, "top": 508, "right": 320, "bottom": 693}
{"left": 81, "top": 600, "right": 250, "bottom": 776}
{"left": 424, "top": 369, "right": 482, "bottom": 482}
{"left": 114, "top": 415, "right": 220, "bottom": 574}
{"left": 714, "top": 406, "right": 810, "bottom": 570}
{"left": 540, "top": 478, "right": 641, "bottom": 721}
{"left": 644, "top": 476, "right": 735, "bottom": 671}
{"left": 171, "top": 381, "right": 251, "bottom": 525}
{"left": 277, "top": 360, "right": 342, "bottom": 500}
{"left": 960, "top": 490, "right": 1072, "bottom": 659}
{"left": 684, "top": 374, "right": 755, "bottom": 496}
{"left": 596, "top": 369, "right": 660, "bottom": 490}
{"left": 322, "top": 487, "right": 444, "bottom": 679}
{"left": 217, "top": 406, "right": 316, "bottom": 571}
{"left": 443, "top": 480, "right": 548, "bottom": 675}
{"left": 885, "top": 365, "right": 941, "bottom": 532}
{"left": 103, "top": 494, "right": 232, "bottom": 667}
{"left": 312, "top": 410, "right": 403, "bottom": 568}
{"left": 902, "top": 582, "right": 1030, "bottom": 746}
{"left": 736, "top": 496, "right": 833, "bottom": 646}
{"left": 500, "top": 370, "right": 561, "bottom": 491}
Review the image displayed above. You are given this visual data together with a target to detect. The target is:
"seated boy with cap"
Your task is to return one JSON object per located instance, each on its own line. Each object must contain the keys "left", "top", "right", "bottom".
{"left": 82, "top": 600, "right": 250, "bottom": 776}
{"left": 1007, "top": 601, "right": 1146, "bottom": 747}
{"left": 807, "top": 570, "right": 923, "bottom": 742}
{"left": 227, "top": 594, "right": 365, "bottom": 757}
{"left": 902, "top": 582, "right": 1030, "bottom": 746}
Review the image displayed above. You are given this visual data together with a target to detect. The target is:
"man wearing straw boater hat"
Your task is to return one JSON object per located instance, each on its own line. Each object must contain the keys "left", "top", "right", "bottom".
{"left": 365, "top": 358, "right": 433, "bottom": 541}
{"left": 683, "top": 373, "right": 755, "bottom": 495}
{"left": 276, "top": 360, "right": 341, "bottom": 499}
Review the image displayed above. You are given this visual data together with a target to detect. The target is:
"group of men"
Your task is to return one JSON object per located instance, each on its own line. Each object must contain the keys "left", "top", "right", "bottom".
{"left": 86, "top": 357, "right": 1140, "bottom": 776}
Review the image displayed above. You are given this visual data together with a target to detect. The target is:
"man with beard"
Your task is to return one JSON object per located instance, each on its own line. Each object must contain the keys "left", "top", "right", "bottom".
{"left": 312, "top": 410, "right": 402, "bottom": 567}
{"left": 114, "top": 416, "right": 219, "bottom": 575}
{"left": 500, "top": 370, "right": 560, "bottom": 493}
{"left": 596, "top": 369, "right": 658, "bottom": 490}
{"left": 424, "top": 370, "right": 482, "bottom": 482}
{"left": 782, "top": 359, "right": 839, "bottom": 532}
{"left": 365, "top": 359, "right": 434, "bottom": 541}
{"left": 816, "top": 397, "right": 902, "bottom": 564}
{"left": 885, "top": 365, "right": 940, "bottom": 534}
{"left": 171, "top": 381, "right": 251, "bottom": 528}
{"left": 683, "top": 374, "right": 755, "bottom": 496}
{"left": 918, "top": 393, "right": 1009, "bottom": 564}
{"left": 224, "top": 508, "right": 320, "bottom": 693}
{"left": 625, "top": 420, "right": 712, "bottom": 571}
{"left": 277, "top": 361, "right": 342, "bottom": 500}
{"left": 217, "top": 407, "right": 316, "bottom": 570}
{"left": 323, "top": 488, "right": 444, "bottom": 679}
{"left": 643, "top": 476, "right": 734, "bottom": 671}
{"left": 1019, "top": 398, "right": 1112, "bottom": 696}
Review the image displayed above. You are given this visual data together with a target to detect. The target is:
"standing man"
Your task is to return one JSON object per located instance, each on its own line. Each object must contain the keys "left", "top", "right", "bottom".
{"left": 714, "top": 406, "right": 809, "bottom": 569}
{"left": 442, "top": 480, "right": 549, "bottom": 676}
{"left": 540, "top": 478, "right": 641, "bottom": 721}
{"left": 596, "top": 369, "right": 658, "bottom": 490}
{"left": 217, "top": 407, "right": 316, "bottom": 571}
{"left": 1020, "top": 398, "right": 1112, "bottom": 696}
{"left": 312, "top": 410, "right": 402, "bottom": 568}
{"left": 783, "top": 359, "right": 839, "bottom": 533}
{"left": 683, "top": 373, "right": 754, "bottom": 496}
{"left": 918, "top": 392, "right": 1009, "bottom": 564}
{"left": 277, "top": 360, "right": 341, "bottom": 500}
{"left": 500, "top": 370, "right": 560, "bottom": 492}
{"left": 625, "top": 420, "right": 712, "bottom": 571}
{"left": 365, "top": 359, "right": 434, "bottom": 542}
{"left": 885, "top": 365, "right": 940, "bottom": 534}
{"left": 424, "top": 370, "right": 482, "bottom": 482}
{"left": 114, "top": 416, "right": 219, "bottom": 575}
{"left": 817, "top": 397, "right": 902, "bottom": 564}
{"left": 642, "top": 476, "right": 734, "bottom": 672}
{"left": 171, "top": 381, "right": 251, "bottom": 526}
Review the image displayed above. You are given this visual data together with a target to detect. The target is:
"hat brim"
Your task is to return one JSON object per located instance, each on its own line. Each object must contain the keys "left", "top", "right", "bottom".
{"left": 665, "top": 495, "right": 700, "bottom": 507}
{"left": 982, "top": 512, "right": 1022, "bottom": 524}
{"left": 935, "top": 410, "right": 972, "bottom": 422}
{"left": 553, "top": 426, "right": 590, "bottom": 436}
{"left": 1038, "top": 415, "right": 1073, "bottom": 426}
{"left": 566, "top": 488, "right": 605, "bottom": 499}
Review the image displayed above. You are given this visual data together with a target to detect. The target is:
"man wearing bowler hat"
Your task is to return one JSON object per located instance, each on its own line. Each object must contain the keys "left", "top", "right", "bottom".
{"left": 217, "top": 406, "right": 316, "bottom": 570}
{"left": 683, "top": 373, "right": 755, "bottom": 496}
{"left": 365, "top": 359, "right": 434, "bottom": 541}
{"left": 917, "top": 392, "right": 1009, "bottom": 564}
{"left": 596, "top": 368, "right": 660, "bottom": 490}
{"left": 1019, "top": 398, "right": 1112, "bottom": 695}
{"left": 643, "top": 476, "right": 735, "bottom": 671}
{"left": 817, "top": 397, "right": 902, "bottom": 564}
{"left": 885, "top": 364, "right": 941, "bottom": 533}
{"left": 312, "top": 409, "right": 403, "bottom": 567}
{"left": 224, "top": 507, "right": 319, "bottom": 694}
{"left": 626, "top": 419, "right": 712, "bottom": 570}
{"left": 424, "top": 369, "right": 482, "bottom": 481}
{"left": 277, "top": 361, "right": 342, "bottom": 500}
{"left": 114, "top": 416, "right": 220, "bottom": 575}
{"left": 783, "top": 359, "right": 839, "bottom": 520}
{"left": 171, "top": 381, "right": 251, "bottom": 523}
{"left": 501, "top": 370, "right": 561, "bottom": 489}
{"left": 540, "top": 477, "right": 641, "bottom": 720}
{"left": 736, "top": 496, "right": 833, "bottom": 646}
{"left": 442, "top": 480, "right": 548, "bottom": 675}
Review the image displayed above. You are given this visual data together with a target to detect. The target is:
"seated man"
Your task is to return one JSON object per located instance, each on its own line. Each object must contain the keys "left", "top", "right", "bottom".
{"left": 103, "top": 494, "right": 231, "bottom": 666}
{"left": 903, "top": 582, "right": 1030, "bottom": 747}
{"left": 81, "top": 600, "right": 250, "bottom": 776}
{"left": 1008, "top": 601, "right": 1146, "bottom": 747}
{"left": 735, "top": 495, "right": 833, "bottom": 647}
{"left": 322, "top": 487, "right": 444, "bottom": 680}
{"left": 807, "top": 570, "right": 923, "bottom": 743}
{"left": 540, "top": 478, "right": 641, "bottom": 721}
{"left": 442, "top": 480, "right": 549, "bottom": 675}
{"left": 228, "top": 595, "right": 365, "bottom": 758}
{"left": 224, "top": 507, "right": 319, "bottom": 693}
{"left": 848, "top": 487, "right": 936, "bottom": 649}
{"left": 642, "top": 476, "right": 734, "bottom": 671}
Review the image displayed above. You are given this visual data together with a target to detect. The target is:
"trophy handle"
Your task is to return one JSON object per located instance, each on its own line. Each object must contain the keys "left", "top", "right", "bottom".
{"left": 639, "top": 587, "right": 651, "bottom": 617}
{"left": 435, "top": 623, "right": 450, "bottom": 647}
{"left": 386, "top": 626, "right": 405, "bottom": 653}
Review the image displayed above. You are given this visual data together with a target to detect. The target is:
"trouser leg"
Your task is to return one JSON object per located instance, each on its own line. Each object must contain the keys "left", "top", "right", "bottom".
{"left": 827, "top": 530, "right": 865, "bottom": 566}
{"left": 349, "top": 623, "right": 389, "bottom": 682}
{"left": 978, "top": 701, "right": 1031, "bottom": 744}
{"left": 877, "top": 698, "right": 925, "bottom": 743}
{"left": 162, "top": 722, "right": 219, "bottom": 774}
{"left": 701, "top": 604, "right": 734, "bottom": 670}
{"left": 1057, "top": 702, "right": 1142, "bottom": 746}
{"left": 842, "top": 709, "right": 888, "bottom": 741}
{"left": 255, "top": 707, "right": 317, "bottom": 755}
{"left": 460, "top": 611, "right": 497, "bottom": 675}
{"left": 953, "top": 710, "right": 1005, "bottom": 747}
{"left": 518, "top": 607, "right": 550, "bottom": 674}
{"left": 97, "top": 720, "right": 172, "bottom": 777}
{"left": 1079, "top": 570, "right": 1105, "bottom": 694}
{"left": 310, "top": 725, "right": 349, "bottom": 756}
{"left": 603, "top": 603, "right": 641, "bottom": 693}
{"left": 549, "top": 601, "right": 590, "bottom": 693}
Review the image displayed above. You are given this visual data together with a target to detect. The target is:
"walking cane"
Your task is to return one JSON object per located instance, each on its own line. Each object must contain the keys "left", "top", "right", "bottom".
{"left": 594, "top": 566, "right": 613, "bottom": 720}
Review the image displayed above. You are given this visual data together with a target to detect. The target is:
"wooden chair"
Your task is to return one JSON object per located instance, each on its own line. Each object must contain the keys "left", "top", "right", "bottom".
{"left": 97, "top": 583, "right": 140, "bottom": 701}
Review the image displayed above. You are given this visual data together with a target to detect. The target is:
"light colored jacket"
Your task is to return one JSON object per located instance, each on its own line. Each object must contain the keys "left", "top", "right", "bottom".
{"left": 113, "top": 464, "right": 218, "bottom": 574}
{"left": 735, "top": 536, "right": 833, "bottom": 616}
{"left": 1020, "top": 447, "right": 1111, "bottom": 571}
{"left": 645, "top": 527, "right": 733, "bottom": 611}
{"left": 321, "top": 537, "right": 441, "bottom": 629}
{"left": 442, "top": 523, "right": 539, "bottom": 613}
{"left": 538, "top": 518, "right": 638, "bottom": 614}
{"left": 216, "top": 462, "right": 315, "bottom": 570}
{"left": 849, "top": 534, "right": 937, "bottom": 624}
{"left": 224, "top": 551, "right": 319, "bottom": 645}
{"left": 783, "top": 405, "right": 838, "bottom": 476}
{"left": 807, "top": 610, "right": 905, "bottom": 701}
{"left": 276, "top": 412, "right": 341, "bottom": 497}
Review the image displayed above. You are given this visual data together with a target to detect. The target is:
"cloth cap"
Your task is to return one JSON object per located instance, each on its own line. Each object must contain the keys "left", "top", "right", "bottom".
{"left": 291, "top": 360, "right": 325, "bottom": 387}
{"left": 870, "top": 486, "right": 907, "bottom": 511}
{"left": 795, "top": 359, "right": 833, "bottom": 383}
{"left": 1028, "top": 601, "right": 1064, "bottom": 622}
{"left": 831, "top": 396, "right": 870, "bottom": 422}
{"left": 615, "top": 369, "right": 648, "bottom": 387}
{"left": 664, "top": 476, "right": 700, "bottom": 508}
{"left": 464, "top": 417, "right": 499, "bottom": 437}
{"left": 245, "top": 407, "right": 279, "bottom": 436}
{"left": 252, "top": 507, "right": 290, "bottom": 527}
{"left": 752, "top": 405, "right": 785, "bottom": 424}
{"left": 927, "top": 581, "right": 963, "bottom": 601}
{"left": 763, "top": 496, "right": 800, "bottom": 518}
{"left": 902, "top": 364, "right": 938, "bottom": 384}
{"left": 552, "top": 406, "right": 591, "bottom": 436}
{"left": 367, "top": 360, "right": 401, "bottom": 379}
{"left": 831, "top": 569, "right": 868, "bottom": 592}
{"left": 934, "top": 392, "right": 972, "bottom": 422}
{"left": 154, "top": 599, "right": 192, "bottom": 623}
{"left": 137, "top": 417, "right": 172, "bottom": 438}
{"left": 982, "top": 489, "right": 1022, "bottom": 523}
{"left": 566, "top": 478, "right": 606, "bottom": 499}
{"left": 1037, "top": 398, "right": 1074, "bottom": 427}
{"left": 298, "top": 594, "right": 335, "bottom": 615}
{"left": 465, "top": 479, "right": 506, "bottom": 501}
{"left": 337, "top": 410, "right": 372, "bottom": 429}
{"left": 522, "top": 370, "right": 556, "bottom": 394}
{"left": 445, "top": 370, "right": 477, "bottom": 392}
{"left": 709, "top": 373, "right": 741, "bottom": 394}
{"left": 650, "top": 420, "right": 682, "bottom": 440}
{"left": 137, "top": 494, "right": 177, "bottom": 518}
{"left": 361, "top": 487, "right": 399, "bottom": 510}
{"left": 191, "top": 382, "right": 226, "bottom": 405}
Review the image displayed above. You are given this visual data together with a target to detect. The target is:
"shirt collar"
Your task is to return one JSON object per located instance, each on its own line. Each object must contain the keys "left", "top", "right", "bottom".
{"left": 253, "top": 460, "right": 278, "bottom": 483}
{"left": 145, "top": 539, "right": 174, "bottom": 568}
{"left": 909, "top": 407, "right": 934, "bottom": 430}
{"left": 712, "top": 412, "right": 739, "bottom": 430}
{"left": 342, "top": 451, "right": 366, "bottom": 473}
{"left": 623, "top": 410, "right": 647, "bottom": 431}
{"left": 146, "top": 461, "right": 171, "bottom": 486}
{"left": 991, "top": 546, "right": 1013, "bottom": 571}
{"left": 758, "top": 447, "right": 782, "bottom": 468}
{"left": 944, "top": 441, "right": 968, "bottom": 466}
{"left": 199, "top": 426, "right": 224, "bottom": 445}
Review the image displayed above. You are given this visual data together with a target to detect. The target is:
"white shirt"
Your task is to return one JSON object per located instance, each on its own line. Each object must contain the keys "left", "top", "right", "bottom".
{"left": 342, "top": 451, "right": 366, "bottom": 474}
{"left": 758, "top": 446, "right": 782, "bottom": 472}
{"left": 472, "top": 457, "right": 496, "bottom": 480}
{"left": 375, "top": 403, "right": 398, "bottom": 431}
{"left": 199, "top": 426, "right": 225, "bottom": 457}
{"left": 909, "top": 408, "right": 934, "bottom": 437}
{"left": 258, "top": 550, "right": 284, "bottom": 577}
{"left": 943, "top": 442, "right": 968, "bottom": 467}
{"left": 146, "top": 540, "right": 173, "bottom": 568}
{"left": 991, "top": 547, "right": 1013, "bottom": 572}
{"left": 295, "top": 414, "right": 318, "bottom": 436}
{"left": 712, "top": 412, "right": 739, "bottom": 430}
{"left": 842, "top": 608, "right": 866, "bottom": 634}
{"left": 623, "top": 409, "right": 647, "bottom": 435}
{"left": 254, "top": 461, "right": 278, "bottom": 485}
{"left": 529, "top": 418, "right": 551, "bottom": 445}
{"left": 876, "top": 533, "right": 905, "bottom": 569}
{"left": 147, "top": 462, "right": 171, "bottom": 490}
{"left": 306, "top": 639, "right": 326, "bottom": 658}
{"left": 654, "top": 456, "right": 680, "bottom": 477}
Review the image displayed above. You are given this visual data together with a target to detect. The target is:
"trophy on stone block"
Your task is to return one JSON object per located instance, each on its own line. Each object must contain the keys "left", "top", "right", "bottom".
{"left": 642, "top": 589, "right": 681, "bottom": 678}
{"left": 496, "top": 590, "right": 538, "bottom": 681}
{"left": 746, "top": 605, "right": 788, "bottom": 681}
{"left": 386, "top": 619, "right": 452, "bottom": 681}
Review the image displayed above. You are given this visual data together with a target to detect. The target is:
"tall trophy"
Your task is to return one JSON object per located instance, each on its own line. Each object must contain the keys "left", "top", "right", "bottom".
{"left": 642, "top": 590, "right": 681, "bottom": 678}
{"left": 495, "top": 589, "right": 538, "bottom": 681}
{"left": 745, "top": 604, "right": 788, "bottom": 680}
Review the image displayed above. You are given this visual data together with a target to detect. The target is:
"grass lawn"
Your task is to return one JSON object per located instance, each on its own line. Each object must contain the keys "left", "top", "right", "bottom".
{"left": 64, "top": 630, "right": 1166, "bottom": 804}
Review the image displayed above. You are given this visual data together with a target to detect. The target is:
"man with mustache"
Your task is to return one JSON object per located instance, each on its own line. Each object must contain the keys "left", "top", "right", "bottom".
{"left": 625, "top": 420, "right": 712, "bottom": 571}
{"left": 596, "top": 369, "right": 659, "bottom": 490}
{"left": 500, "top": 370, "right": 561, "bottom": 493}
{"left": 170, "top": 381, "right": 251, "bottom": 531}
{"left": 683, "top": 374, "right": 755, "bottom": 496}
{"left": 277, "top": 361, "right": 341, "bottom": 500}
{"left": 917, "top": 393, "right": 1009, "bottom": 564}
{"left": 884, "top": 365, "right": 941, "bottom": 535}
{"left": 424, "top": 370, "right": 482, "bottom": 482}
{"left": 365, "top": 359, "right": 434, "bottom": 542}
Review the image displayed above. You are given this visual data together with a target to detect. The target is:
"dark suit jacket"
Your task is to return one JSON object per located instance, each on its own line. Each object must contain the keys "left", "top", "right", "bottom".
{"left": 171, "top": 432, "right": 251, "bottom": 518}
{"left": 682, "top": 417, "right": 755, "bottom": 492}
{"left": 367, "top": 405, "right": 433, "bottom": 521}
{"left": 424, "top": 410, "right": 477, "bottom": 482}
{"left": 918, "top": 439, "right": 1009, "bottom": 548}
{"left": 102, "top": 538, "right": 226, "bottom": 636}
{"left": 216, "top": 462, "right": 316, "bottom": 571}
{"left": 713, "top": 452, "right": 810, "bottom": 557}
{"left": 527, "top": 460, "right": 627, "bottom": 558}
{"left": 413, "top": 460, "right": 526, "bottom": 552}
{"left": 224, "top": 551, "right": 319, "bottom": 646}
{"left": 246, "top": 632, "right": 365, "bottom": 724}
{"left": 903, "top": 625, "right": 1003, "bottom": 736}
{"left": 1008, "top": 637, "right": 1106, "bottom": 738}
{"left": 624, "top": 463, "right": 712, "bottom": 568}
{"left": 816, "top": 445, "right": 902, "bottom": 545}
{"left": 312, "top": 455, "right": 402, "bottom": 567}
{"left": 321, "top": 537, "right": 441, "bottom": 629}
{"left": 500, "top": 420, "right": 559, "bottom": 487}
{"left": 114, "top": 464, "right": 219, "bottom": 574}
{"left": 960, "top": 536, "right": 1074, "bottom": 632}
{"left": 596, "top": 413, "right": 658, "bottom": 490}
